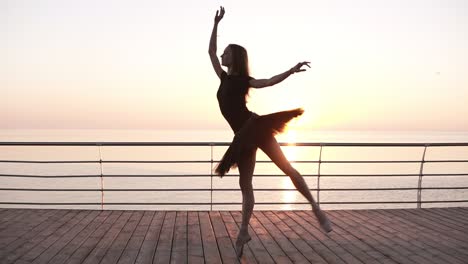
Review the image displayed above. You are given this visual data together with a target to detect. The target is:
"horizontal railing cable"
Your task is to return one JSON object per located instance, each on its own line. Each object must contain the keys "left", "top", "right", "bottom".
{"left": 2, "top": 173, "right": 468, "bottom": 178}
{"left": 1, "top": 201, "right": 467, "bottom": 206}
{"left": 2, "top": 159, "right": 467, "bottom": 164}
{"left": 1, "top": 187, "right": 467, "bottom": 192}
{"left": 2, "top": 142, "right": 468, "bottom": 146}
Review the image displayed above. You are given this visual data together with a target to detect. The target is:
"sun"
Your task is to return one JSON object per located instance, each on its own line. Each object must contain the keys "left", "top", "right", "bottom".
{"left": 281, "top": 127, "right": 298, "bottom": 161}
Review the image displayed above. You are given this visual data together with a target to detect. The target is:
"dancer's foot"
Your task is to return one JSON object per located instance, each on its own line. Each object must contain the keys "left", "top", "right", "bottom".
{"left": 235, "top": 231, "right": 252, "bottom": 258}
{"left": 314, "top": 208, "right": 333, "bottom": 233}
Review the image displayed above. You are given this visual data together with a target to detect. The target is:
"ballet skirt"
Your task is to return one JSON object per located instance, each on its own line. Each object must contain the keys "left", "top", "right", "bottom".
{"left": 215, "top": 108, "right": 303, "bottom": 177}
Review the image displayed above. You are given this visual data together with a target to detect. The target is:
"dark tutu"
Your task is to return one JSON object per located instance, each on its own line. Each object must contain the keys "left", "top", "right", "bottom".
{"left": 215, "top": 108, "right": 304, "bottom": 177}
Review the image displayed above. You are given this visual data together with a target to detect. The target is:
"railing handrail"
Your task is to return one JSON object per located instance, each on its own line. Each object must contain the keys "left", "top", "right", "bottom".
{"left": 1, "top": 141, "right": 468, "bottom": 146}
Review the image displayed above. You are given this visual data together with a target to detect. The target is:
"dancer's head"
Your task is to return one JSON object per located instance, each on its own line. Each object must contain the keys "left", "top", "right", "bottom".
{"left": 221, "top": 44, "right": 250, "bottom": 76}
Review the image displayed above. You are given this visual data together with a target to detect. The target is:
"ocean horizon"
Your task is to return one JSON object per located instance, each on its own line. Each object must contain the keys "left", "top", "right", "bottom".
{"left": 1, "top": 129, "right": 468, "bottom": 143}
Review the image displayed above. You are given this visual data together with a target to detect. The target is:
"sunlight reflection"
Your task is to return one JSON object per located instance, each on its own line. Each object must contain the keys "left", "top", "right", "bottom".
{"left": 280, "top": 128, "right": 299, "bottom": 209}
{"left": 281, "top": 177, "right": 297, "bottom": 210}
{"left": 282, "top": 129, "right": 298, "bottom": 161}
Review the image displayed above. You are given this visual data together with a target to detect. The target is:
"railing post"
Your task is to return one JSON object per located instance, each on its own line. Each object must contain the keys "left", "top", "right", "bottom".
{"left": 97, "top": 144, "right": 104, "bottom": 211}
{"left": 417, "top": 145, "right": 428, "bottom": 209}
{"left": 210, "top": 143, "right": 214, "bottom": 211}
{"left": 317, "top": 145, "right": 323, "bottom": 206}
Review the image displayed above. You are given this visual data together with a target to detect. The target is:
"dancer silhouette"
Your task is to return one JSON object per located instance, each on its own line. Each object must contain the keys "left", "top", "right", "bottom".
{"left": 208, "top": 6, "right": 332, "bottom": 258}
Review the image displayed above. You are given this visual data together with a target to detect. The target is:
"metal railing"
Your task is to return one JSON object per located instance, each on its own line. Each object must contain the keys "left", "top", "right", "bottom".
{"left": 1, "top": 142, "right": 468, "bottom": 210}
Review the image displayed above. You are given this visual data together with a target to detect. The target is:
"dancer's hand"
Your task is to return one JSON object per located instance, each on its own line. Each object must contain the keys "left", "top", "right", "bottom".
{"left": 290, "top": 61, "right": 311, "bottom": 74}
{"left": 214, "top": 6, "right": 225, "bottom": 24}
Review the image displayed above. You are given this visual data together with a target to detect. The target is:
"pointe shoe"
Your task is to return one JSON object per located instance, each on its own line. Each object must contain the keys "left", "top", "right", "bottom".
{"left": 314, "top": 209, "right": 333, "bottom": 233}
{"left": 235, "top": 234, "right": 252, "bottom": 258}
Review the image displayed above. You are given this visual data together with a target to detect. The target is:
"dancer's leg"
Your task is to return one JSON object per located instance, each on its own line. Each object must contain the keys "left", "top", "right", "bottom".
{"left": 238, "top": 146, "right": 256, "bottom": 232}
{"left": 259, "top": 135, "right": 332, "bottom": 232}
{"left": 258, "top": 135, "right": 319, "bottom": 209}
{"left": 235, "top": 146, "right": 256, "bottom": 257}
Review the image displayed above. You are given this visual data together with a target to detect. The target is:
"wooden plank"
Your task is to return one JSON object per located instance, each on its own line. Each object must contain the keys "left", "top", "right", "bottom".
{"left": 0, "top": 209, "right": 18, "bottom": 225}
{"left": 117, "top": 211, "right": 155, "bottom": 264}
{"left": 269, "top": 211, "right": 351, "bottom": 264}
{"left": 244, "top": 211, "right": 293, "bottom": 264}
{"left": 415, "top": 209, "right": 468, "bottom": 241}
{"left": 255, "top": 211, "right": 309, "bottom": 263}
{"left": 47, "top": 210, "right": 114, "bottom": 264}
{"left": 187, "top": 211, "right": 204, "bottom": 264}
{"left": 77, "top": 211, "right": 132, "bottom": 264}
{"left": 332, "top": 210, "right": 422, "bottom": 264}
{"left": 457, "top": 207, "right": 468, "bottom": 216}
{"left": 198, "top": 211, "right": 222, "bottom": 264}
{"left": 65, "top": 210, "right": 123, "bottom": 264}
{"left": 442, "top": 208, "right": 468, "bottom": 227}
{"left": 134, "top": 211, "right": 166, "bottom": 264}
{"left": 17, "top": 210, "right": 92, "bottom": 263}
{"left": 450, "top": 207, "right": 468, "bottom": 221}
{"left": 368, "top": 209, "right": 466, "bottom": 264}
{"left": 391, "top": 209, "right": 468, "bottom": 250}
{"left": 0, "top": 209, "right": 31, "bottom": 231}
{"left": 333, "top": 210, "right": 420, "bottom": 263}
{"left": 274, "top": 211, "right": 346, "bottom": 264}
{"left": 0, "top": 209, "right": 45, "bottom": 233}
{"left": 99, "top": 210, "right": 145, "bottom": 264}
{"left": 208, "top": 211, "right": 238, "bottom": 263}
{"left": 291, "top": 211, "right": 364, "bottom": 264}
{"left": 429, "top": 208, "right": 468, "bottom": 224}
{"left": 30, "top": 210, "right": 101, "bottom": 264}
{"left": 0, "top": 210, "right": 75, "bottom": 264}
{"left": 349, "top": 209, "right": 460, "bottom": 264}
{"left": 315, "top": 210, "right": 398, "bottom": 264}
{"left": 315, "top": 211, "right": 397, "bottom": 264}
{"left": 378, "top": 209, "right": 468, "bottom": 263}
{"left": 230, "top": 211, "right": 272, "bottom": 264}
{"left": 1, "top": 208, "right": 467, "bottom": 264}
{"left": 171, "top": 211, "right": 188, "bottom": 264}
{"left": 348, "top": 210, "right": 431, "bottom": 263}
{"left": 0, "top": 209, "right": 57, "bottom": 248}
{"left": 0, "top": 210, "right": 54, "bottom": 244}
{"left": 220, "top": 211, "right": 259, "bottom": 264}
{"left": 153, "top": 211, "right": 176, "bottom": 264}
{"left": 414, "top": 208, "right": 467, "bottom": 233}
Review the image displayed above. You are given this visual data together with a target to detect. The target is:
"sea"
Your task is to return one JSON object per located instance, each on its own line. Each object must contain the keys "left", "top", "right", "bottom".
{"left": 1, "top": 129, "right": 467, "bottom": 211}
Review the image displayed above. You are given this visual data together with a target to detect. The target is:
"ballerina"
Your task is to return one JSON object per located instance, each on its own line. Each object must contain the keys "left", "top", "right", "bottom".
{"left": 208, "top": 6, "right": 333, "bottom": 258}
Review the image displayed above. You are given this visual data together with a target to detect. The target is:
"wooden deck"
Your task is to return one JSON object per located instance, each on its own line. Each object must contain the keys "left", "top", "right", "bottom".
{"left": 0, "top": 208, "right": 467, "bottom": 264}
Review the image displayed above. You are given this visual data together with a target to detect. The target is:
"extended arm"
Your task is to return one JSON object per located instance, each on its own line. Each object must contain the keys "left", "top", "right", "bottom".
{"left": 208, "top": 7, "right": 225, "bottom": 79}
{"left": 249, "top": 61, "right": 311, "bottom": 88}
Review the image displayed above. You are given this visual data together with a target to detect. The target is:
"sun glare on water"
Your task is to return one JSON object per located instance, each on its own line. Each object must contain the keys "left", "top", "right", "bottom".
{"left": 282, "top": 128, "right": 298, "bottom": 161}
{"left": 280, "top": 126, "right": 300, "bottom": 209}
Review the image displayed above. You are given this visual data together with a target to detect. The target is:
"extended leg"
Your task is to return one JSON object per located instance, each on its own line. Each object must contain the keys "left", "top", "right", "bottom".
{"left": 259, "top": 135, "right": 332, "bottom": 232}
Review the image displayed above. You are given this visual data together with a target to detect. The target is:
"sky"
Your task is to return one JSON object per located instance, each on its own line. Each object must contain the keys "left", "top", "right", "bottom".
{"left": 2, "top": 0, "right": 468, "bottom": 131}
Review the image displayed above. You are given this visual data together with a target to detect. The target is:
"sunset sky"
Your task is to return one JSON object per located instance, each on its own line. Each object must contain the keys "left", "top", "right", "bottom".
{"left": 2, "top": 0, "right": 468, "bottom": 131}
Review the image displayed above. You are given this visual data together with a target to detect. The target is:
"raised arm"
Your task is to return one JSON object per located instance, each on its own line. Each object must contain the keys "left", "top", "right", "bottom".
{"left": 249, "top": 61, "right": 311, "bottom": 88}
{"left": 208, "top": 7, "right": 225, "bottom": 79}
